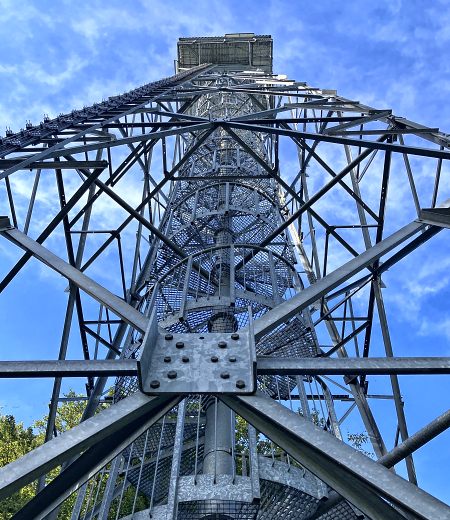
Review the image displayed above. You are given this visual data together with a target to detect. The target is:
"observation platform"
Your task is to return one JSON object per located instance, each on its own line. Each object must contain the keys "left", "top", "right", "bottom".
{"left": 177, "top": 33, "right": 273, "bottom": 73}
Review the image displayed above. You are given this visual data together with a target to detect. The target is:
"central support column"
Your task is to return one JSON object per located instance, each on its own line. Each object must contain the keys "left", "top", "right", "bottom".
{"left": 203, "top": 182, "right": 236, "bottom": 477}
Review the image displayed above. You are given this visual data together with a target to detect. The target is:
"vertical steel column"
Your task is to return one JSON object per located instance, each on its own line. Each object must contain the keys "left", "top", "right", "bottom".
{"left": 203, "top": 155, "right": 235, "bottom": 477}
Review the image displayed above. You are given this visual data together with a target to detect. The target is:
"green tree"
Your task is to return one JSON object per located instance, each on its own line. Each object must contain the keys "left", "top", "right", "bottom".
{"left": 347, "top": 431, "right": 373, "bottom": 458}
{"left": 0, "top": 414, "right": 38, "bottom": 519}
{"left": 33, "top": 390, "right": 87, "bottom": 442}
{"left": 0, "top": 391, "right": 148, "bottom": 519}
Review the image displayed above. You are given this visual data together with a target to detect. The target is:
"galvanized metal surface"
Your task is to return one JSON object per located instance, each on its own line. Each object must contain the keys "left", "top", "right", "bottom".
{"left": 0, "top": 392, "right": 177, "bottom": 499}
{"left": 0, "top": 33, "right": 449, "bottom": 520}
{"left": 139, "top": 330, "right": 256, "bottom": 394}
{"left": 221, "top": 392, "right": 450, "bottom": 520}
{"left": 256, "top": 356, "right": 450, "bottom": 375}
{"left": 1, "top": 227, "right": 149, "bottom": 333}
{"left": 0, "top": 359, "right": 138, "bottom": 377}
{"left": 177, "top": 474, "right": 255, "bottom": 502}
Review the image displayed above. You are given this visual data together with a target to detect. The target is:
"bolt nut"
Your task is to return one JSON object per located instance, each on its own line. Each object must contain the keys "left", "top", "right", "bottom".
{"left": 220, "top": 372, "right": 230, "bottom": 379}
{"left": 150, "top": 380, "right": 160, "bottom": 389}
{"left": 228, "top": 356, "right": 237, "bottom": 363}
{"left": 182, "top": 356, "right": 190, "bottom": 363}
{"left": 175, "top": 341, "right": 184, "bottom": 349}
{"left": 231, "top": 333, "right": 239, "bottom": 340}
{"left": 236, "top": 380, "right": 246, "bottom": 389}
{"left": 164, "top": 356, "right": 172, "bottom": 363}
{"left": 165, "top": 333, "right": 173, "bottom": 340}
{"left": 167, "top": 370, "right": 177, "bottom": 379}
{"left": 218, "top": 341, "right": 227, "bottom": 349}
{"left": 211, "top": 355, "right": 219, "bottom": 363}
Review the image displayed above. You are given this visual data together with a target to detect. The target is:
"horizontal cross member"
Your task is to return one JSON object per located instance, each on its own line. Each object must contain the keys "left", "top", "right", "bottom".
{"left": 223, "top": 120, "right": 450, "bottom": 160}
{"left": 0, "top": 356, "right": 448, "bottom": 379}
{"left": 256, "top": 356, "right": 450, "bottom": 375}
{"left": 0, "top": 160, "right": 109, "bottom": 170}
{"left": 0, "top": 360, "right": 138, "bottom": 377}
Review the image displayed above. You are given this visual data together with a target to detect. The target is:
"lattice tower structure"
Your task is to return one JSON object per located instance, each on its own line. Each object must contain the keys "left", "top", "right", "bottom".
{"left": 0, "top": 33, "right": 449, "bottom": 520}
{"left": 112, "top": 70, "right": 328, "bottom": 519}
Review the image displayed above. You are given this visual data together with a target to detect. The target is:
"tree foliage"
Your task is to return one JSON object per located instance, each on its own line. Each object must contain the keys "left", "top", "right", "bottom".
{"left": 347, "top": 431, "right": 373, "bottom": 458}
{"left": 0, "top": 391, "right": 148, "bottom": 519}
{"left": 33, "top": 390, "right": 87, "bottom": 442}
{"left": 0, "top": 414, "right": 38, "bottom": 519}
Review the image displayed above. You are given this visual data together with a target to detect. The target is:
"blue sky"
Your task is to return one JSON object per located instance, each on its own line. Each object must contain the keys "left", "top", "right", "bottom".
{"left": 0, "top": 0, "right": 449, "bottom": 506}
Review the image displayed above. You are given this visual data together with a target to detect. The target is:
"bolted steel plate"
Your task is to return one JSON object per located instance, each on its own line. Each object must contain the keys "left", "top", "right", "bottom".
{"left": 139, "top": 317, "right": 256, "bottom": 395}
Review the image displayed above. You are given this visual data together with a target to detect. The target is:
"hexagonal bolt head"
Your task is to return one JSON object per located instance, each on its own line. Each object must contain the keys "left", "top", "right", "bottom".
{"left": 150, "top": 380, "right": 160, "bottom": 389}
{"left": 231, "top": 333, "right": 239, "bottom": 340}
{"left": 165, "top": 334, "right": 173, "bottom": 340}
{"left": 220, "top": 372, "right": 230, "bottom": 379}
{"left": 218, "top": 341, "right": 227, "bottom": 349}
{"left": 167, "top": 370, "right": 177, "bottom": 379}
{"left": 182, "top": 356, "right": 190, "bottom": 363}
{"left": 176, "top": 341, "right": 185, "bottom": 349}
{"left": 211, "top": 355, "right": 219, "bottom": 363}
{"left": 164, "top": 356, "right": 172, "bottom": 363}
{"left": 236, "top": 380, "right": 246, "bottom": 389}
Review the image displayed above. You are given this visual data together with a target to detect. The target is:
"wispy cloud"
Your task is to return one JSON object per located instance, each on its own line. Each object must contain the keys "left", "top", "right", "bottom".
{"left": 0, "top": 0, "right": 449, "bottom": 503}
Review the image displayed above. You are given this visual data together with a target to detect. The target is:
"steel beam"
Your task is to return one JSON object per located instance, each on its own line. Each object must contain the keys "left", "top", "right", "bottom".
{"left": 224, "top": 120, "right": 450, "bottom": 160}
{"left": 256, "top": 356, "right": 450, "bottom": 375}
{"left": 11, "top": 394, "right": 180, "bottom": 520}
{"left": 0, "top": 360, "right": 138, "bottom": 378}
{"left": 322, "top": 110, "right": 392, "bottom": 134}
{"left": 221, "top": 392, "right": 450, "bottom": 520}
{"left": 252, "top": 219, "right": 430, "bottom": 340}
{"left": 310, "top": 408, "right": 450, "bottom": 519}
{"left": 419, "top": 206, "right": 450, "bottom": 229}
{"left": 1, "top": 228, "right": 148, "bottom": 333}
{"left": 2, "top": 356, "right": 446, "bottom": 379}
{"left": 0, "top": 166, "right": 105, "bottom": 293}
{"left": 0, "top": 392, "right": 177, "bottom": 500}
{"left": 0, "top": 160, "right": 109, "bottom": 170}
{"left": 378, "top": 408, "right": 450, "bottom": 468}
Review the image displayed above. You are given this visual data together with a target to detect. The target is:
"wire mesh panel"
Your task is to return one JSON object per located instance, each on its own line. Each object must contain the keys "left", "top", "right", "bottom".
{"left": 177, "top": 500, "right": 259, "bottom": 520}
{"left": 104, "top": 68, "right": 346, "bottom": 518}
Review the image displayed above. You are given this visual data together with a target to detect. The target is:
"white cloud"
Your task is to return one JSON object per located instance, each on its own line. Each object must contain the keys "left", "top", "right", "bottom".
{"left": 21, "top": 54, "right": 88, "bottom": 88}
{"left": 0, "top": 5, "right": 449, "bottom": 508}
